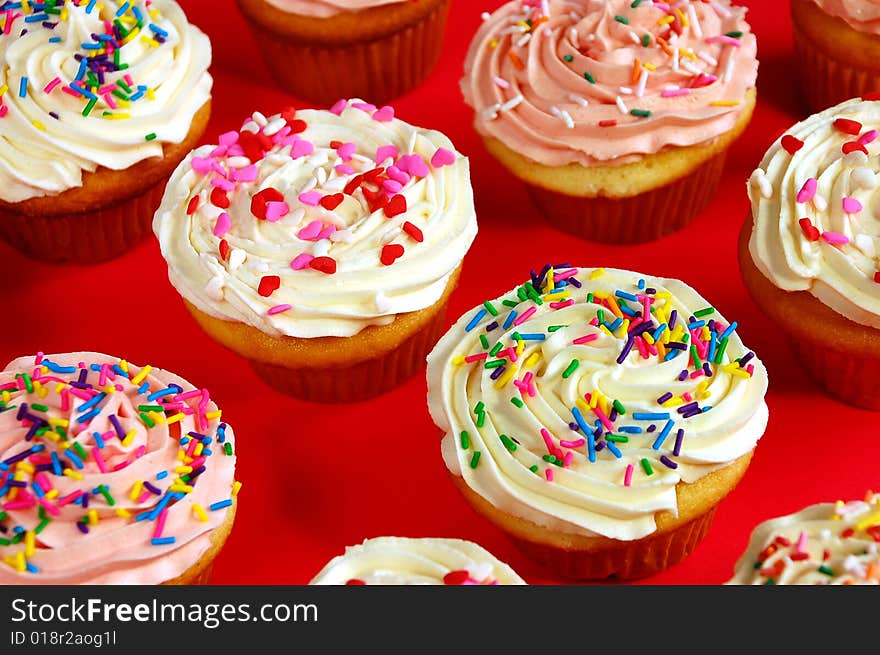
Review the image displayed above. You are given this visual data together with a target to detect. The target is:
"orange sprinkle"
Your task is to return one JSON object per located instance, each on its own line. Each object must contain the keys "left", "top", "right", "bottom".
{"left": 631, "top": 58, "right": 641, "bottom": 85}
{"left": 656, "top": 36, "right": 673, "bottom": 56}
{"left": 866, "top": 562, "right": 880, "bottom": 580}
{"left": 606, "top": 295, "right": 624, "bottom": 319}
{"left": 531, "top": 15, "right": 548, "bottom": 30}
{"left": 508, "top": 51, "right": 525, "bottom": 71}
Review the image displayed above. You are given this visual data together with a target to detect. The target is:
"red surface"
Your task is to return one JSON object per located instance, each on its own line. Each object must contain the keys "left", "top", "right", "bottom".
{"left": 3, "top": 0, "right": 878, "bottom": 585}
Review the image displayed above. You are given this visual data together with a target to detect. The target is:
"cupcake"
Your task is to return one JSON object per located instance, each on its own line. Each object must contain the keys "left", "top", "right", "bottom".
{"left": 727, "top": 490, "right": 880, "bottom": 585}
{"left": 234, "top": 0, "right": 450, "bottom": 106}
{"left": 153, "top": 99, "right": 478, "bottom": 403}
{"left": 309, "top": 537, "right": 526, "bottom": 585}
{"left": 461, "top": 0, "right": 758, "bottom": 243}
{"left": 741, "top": 97, "right": 880, "bottom": 410}
{"left": 426, "top": 266, "right": 769, "bottom": 580}
{"left": 0, "top": 0, "right": 212, "bottom": 264}
{"left": 0, "top": 352, "right": 239, "bottom": 584}
{"left": 792, "top": 0, "right": 880, "bottom": 112}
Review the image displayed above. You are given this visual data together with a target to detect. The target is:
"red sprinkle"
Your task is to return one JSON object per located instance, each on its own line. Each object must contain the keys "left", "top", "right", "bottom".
{"left": 257, "top": 275, "right": 281, "bottom": 297}
{"left": 598, "top": 119, "right": 617, "bottom": 127}
{"left": 781, "top": 134, "right": 804, "bottom": 154}
{"left": 789, "top": 552, "right": 810, "bottom": 561}
{"left": 237, "top": 130, "right": 266, "bottom": 162}
{"left": 280, "top": 106, "right": 297, "bottom": 122}
{"left": 834, "top": 118, "right": 862, "bottom": 135}
{"left": 799, "top": 218, "right": 820, "bottom": 241}
{"left": 330, "top": 140, "right": 343, "bottom": 149}
{"left": 362, "top": 187, "right": 388, "bottom": 213}
{"left": 345, "top": 579, "right": 366, "bottom": 585}
{"left": 384, "top": 194, "right": 407, "bottom": 218}
{"left": 343, "top": 174, "right": 364, "bottom": 196}
{"left": 219, "top": 239, "right": 230, "bottom": 261}
{"left": 319, "top": 193, "right": 344, "bottom": 211}
{"left": 186, "top": 196, "right": 200, "bottom": 215}
{"left": 402, "top": 221, "right": 424, "bottom": 242}
{"left": 823, "top": 549, "right": 831, "bottom": 561}
{"left": 842, "top": 141, "right": 868, "bottom": 155}
{"left": 841, "top": 528, "right": 855, "bottom": 539}
{"left": 380, "top": 243, "right": 405, "bottom": 266}
{"left": 759, "top": 560, "right": 785, "bottom": 578}
{"left": 874, "top": 272, "right": 880, "bottom": 283}
{"left": 287, "top": 119, "right": 307, "bottom": 134}
{"left": 774, "top": 536, "right": 792, "bottom": 547}
{"left": 251, "top": 187, "right": 285, "bottom": 219}
{"left": 309, "top": 256, "right": 337, "bottom": 274}
{"left": 443, "top": 570, "right": 471, "bottom": 585}
{"left": 210, "top": 187, "right": 230, "bottom": 209}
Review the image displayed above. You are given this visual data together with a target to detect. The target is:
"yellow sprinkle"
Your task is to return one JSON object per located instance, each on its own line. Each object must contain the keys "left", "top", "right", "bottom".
{"left": 140, "top": 34, "right": 160, "bottom": 48}
{"left": 516, "top": 339, "right": 525, "bottom": 357}
{"left": 193, "top": 504, "right": 209, "bottom": 522}
{"left": 122, "top": 429, "right": 137, "bottom": 448}
{"left": 589, "top": 268, "right": 605, "bottom": 280}
{"left": 543, "top": 291, "right": 568, "bottom": 302}
{"left": 193, "top": 443, "right": 204, "bottom": 457}
{"left": 205, "top": 410, "right": 222, "bottom": 420}
{"left": 88, "top": 509, "right": 98, "bottom": 526}
{"left": 680, "top": 48, "right": 697, "bottom": 61}
{"left": 169, "top": 484, "right": 194, "bottom": 494}
{"left": 36, "top": 385, "right": 48, "bottom": 399}
{"left": 15, "top": 551, "right": 25, "bottom": 573}
{"left": 175, "top": 466, "right": 193, "bottom": 474}
{"left": 2, "top": 555, "right": 17, "bottom": 571}
{"left": 48, "top": 417, "right": 69, "bottom": 428}
{"left": 60, "top": 7, "right": 67, "bottom": 20}
{"left": 494, "top": 364, "right": 519, "bottom": 389}
{"left": 657, "top": 15, "right": 675, "bottom": 25}
{"left": 1, "top": 390, "right": 10, "bottom": 404}
{"left": 176, "top": 450, "right": 186, "bottom": 462}
{"left": 722, "top": 364, "right": 751, "bottom": 379}
{"left": 44, "top": 489, "right": 59, "bottom": 500}
{"left": 643, "top": 62, "right": 657, "bottom": 71}
{"left": 654, "top": 292, "right": 672, "bottom": 300}
{"left": 44, "top": 431, "right": 61, "bottom": 443}
{"left": 855, "top": 510, "right": 880, "bottom": 532}
{"left": 662, "top": 397, "right": 685, "bottom": 407}
{"left": 21, "top": 0, "right": 29, "bottom": 12}
{"left": 515, "top": 19, "right": 529, "bottom": 29}
{"left": 524, "top": 352, "right": 541, "bottom": 368}
{"left": 0, "top": 84, "right": 8, "bottom": 97}
{"left": 575, "top": 398, "right": 591, "bottom": 413}
{"left": 700, "top": 326, "right": 711, "bottom": 341}
{"left": 103, "top": 112, "right": 131, "bottom": 120}
{"left": 118, "top": 359, "right": 129, "bottom": 374}
{"left": 599, "top": 395, "right": 611, "bottom": 417}
{"left": 588, "top": 392, "right": 600, "bottom": 409}
{"left": 115, "top": 508, "right": 131, "bottom": 519}
{"left": 32, "top": 120, "right": 46, "bottom": 131}
{"left": 130, "top": 365, "right": 152, "bottom": 385}
{"left": 165, "top": 413, "right": 185, "bottom": 425}
{"left": 677, "top": 8, "right": 689, "bottom": 27}
{"left": 711, "top": 100, "right": 740, "bottom": 107}
{"left": 599, "top": 324, "right": 614, "bottom": 337}
{"left": 15, "top": 461, "right": 35, "bottom": 474}
{"left": 146, "top": 88, "right": 156, "bottom": 100}
{"left": 130, "top": 480, "right": 143, "bottom": 501}
{"left": 231, "top": 481, "right": 242, "bottom": 497}
{"left": 53, "top": 383, "right": 65, "bottom": 393}
{"left": 102, "top": 384, "right": 116, "bottom": 394}
{"left": 25, "top": 531, "right": 35, "bottom": 558}
{"left": 63, "top": 469, "right": 83, "bottom": 481}
{"left": 546, "top": 269, "right": 555, "bottom": 290}
{"left": 121, "top": 27, "right": 140, "bottom": 44}
{"left": 489, "top": 38, "right": 498, "bottom": 48}
{"left": 643, "top": 332, "right": 655, "bottom": 345}
{"left": 618, "top": 319, "right": 630, "bottom": 338}
{"left": 452, "top": 355, "right": 466, "bottom": 365}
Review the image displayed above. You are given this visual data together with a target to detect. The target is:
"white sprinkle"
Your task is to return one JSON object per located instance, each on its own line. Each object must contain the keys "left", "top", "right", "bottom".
{"left": 262, "top": 118, "right": 286, "bottom": 136}
{"left": 711, "top": 1, "right": 731, "bottom": 18}
{"left": 585, "top": 33, "right": 595, "bottom": 42}
{"left": 843, "top": 151, "right": 869, "bottom": 167}
{"left": 697, "top": 51, "right": 718, "bottom": 67}
{"left": 205, "top": 276, "right": 224, "bottom": 301}
{"left": 616, "top": 96, "right": 628, "bottom": 114}
{"left": 664, "top": 84, "right": 681, "bottom": 91}
{"left": 381, "top": 227, "right": 403, "bottom": 245}
{"left": 628, "top": 30, "right": 641, "bottom": 45}
{"left": 541, "top": 0, "right": 550, "bottom": 17}
{"left": 330, "top": 229, "right": 353, "bottom": 243}
{"left": 228, "top": 248, "right": 246, "bottom": 271}
{"left": 551, "top": 106, "right": 574, "bottom": 129}
{"left": 820, "top": 529, "right": 831, "bottom": 540}
{"left": 481, "top": 11, "right": 491, "bottom": 20}
{"left": 240, "top": 121, "right": 259, "bottom": 134}
{"left": 813, "top": 194, "right": 828, "bottom": 212}
{"left": 619, "top": 86, "right": 633, "bottom": 95}
{"left": 750, "top": 169, "right": 773, "bottom": 199}
{"left": 313, "top": 239, "right": 331, "bottom": 258}
{"left": 481, "top": 104, "right": 501, "bottom": 120}
{"left": 322, "top": 176, "right": 348, "bottom": 192}
{"left": 494, "top": 76, "right": 510, "bottom": 89}
{"left": 672, "top": 48, "right": 680, "bottom": 72}
{"left": 314, "top": 167, "right": 327, "bottom": 186}
{"left": 843, "top": 555, "right": 866, "bottom": 576}
{"left": 568, "top": 94, "right": 589, "bottom": 107}
{"left": 249, "top": 260, "right": 269, "bottom": 274}
{"left": 852, "top": 167, "right": 877, "bottom": 189}
{"left": 722, "top": 54, "right": 735, "bottom": 83}
{"left": 636, "top": 69, "right": 648, "bottom": 98}
{"left": 502, "top": 24, "right": 528, "bottom": 35}
{"left": 855, "top": 234, "right": 876, "bottom": 258}
{"left": 570, "top": 11, "right": 581, "bottom": 21}
{"left": 250, "top": 111, "right": 268, "bottom": 127}
{"left": 688, "top": 4, "right": 703, "bottom": 38}
{"left": 682, "top": 60, "right": 703, "bottom": 76}
{"left": 226, "top": 156, "right": 251, "bottom": 169}
{"left": 288, "top": 207, "right": 306, "bottom": 225}
{"left": 501, "top": 94, "right": 524, "bottom": 112}
{"left": 469, "top": 562, "right": 495, "bottom": 583}
{"left": 301, "top": 177, "right": 318, "bottom": 193}
{"left": 516, "top": 33, "right": 532, "bottom": 48}
{"left": 568, "top": 26, "right": 578, "bottom": 43}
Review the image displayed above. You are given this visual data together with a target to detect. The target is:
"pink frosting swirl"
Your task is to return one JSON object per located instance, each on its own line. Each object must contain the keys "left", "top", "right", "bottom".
{"left": 462, "top": 0, "right": 759, "bottom": 166}
{"left": 264, "top": 0, "right": 407, "bottom": 18}
{"left": 0, "top": 352, "right": 238, "bottom": 584}
{"left": 812, "top": 0, "right": 880, "bottom": 35}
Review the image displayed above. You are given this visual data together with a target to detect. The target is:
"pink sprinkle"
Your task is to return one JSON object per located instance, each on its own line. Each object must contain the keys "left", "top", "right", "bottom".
{"left": 36, "top": 497, "right": 60, "bottom": 516}
{"left": 795, "top": 530, "right": 808, "bottom": 553}
{"left": 267, "top": 304, "right": 292, "bottom": 316}
{"left": 218, "top": 131, "right": 239, "bottom": 146}
{"left": 662, "top": 88, "right": 690, "bottom": 98}
{"left": 796, "top": 178, "right": 817, "bottom": 203}
{"left": 683, "top": 392, "right": 693, "bottom": 402}
{"left": 60, "top": 388, "right": 69, "bottom": 412}
{"left": 705, "top": 35, "right": 742, "bottom": 47}
{"left": 513, "top": 306, "right": 537, "bottom": 326}
{"left": 430, "top": 147, "right": 456, "bottom": 168}
{"left": 265, "top": 200, "right": 290, "bottom": 222}
{"left": 691, "top": 74, "right": 718, "bottom": 88}
{"left": 382, "top": 179, "right": 403, "bottom": 194}
{"left": 336, "top": 142, "right": 357, "bottom": 161}
{"left": 494, "top": 76, "right": 510, "bottom": 89}
{"left": 209, "top": 145, "right": 228, "bottom": 158}
{"left": 545, "top": 469, "right": 554, "bottom": 482}
{"left": 316, "top": 225, "right": 336, "bottom": 240}
{"left": 572, "top": 333, "right": 599, "bottom": 345}
{"left": 213, "top": 212, "right": 231, "bottom": 238}
{"left": 3, "top": 500, "right": 35, "bottom": 511}
{"left": 372, "top": 105, "right": 394, "bottom": 122}
{"left": 0, "top": 105, "right": 7, "bottom": 118}
{"left": 211, "top": 177, "right": 235, "bottom": 191}
{"left": 297, "top": 220, "right": 323, "bottom": 240}
{"left": 549, "top": 299, "right": 574, "bottom": 309}
{"left": 137, "top": 491, "right": 151, "bottom": 504}
{"left": 330, "top": 99, "right": 348, "bottom": 115}
{"left": 231, "top": 164, "right": 258, "bottom": 183}
{"left": 290, "top": 138, "right": 314, "bottom": 159}
{"left": 559, "top": 438, "right": 586, "bottom": 449}
{"left": 465, "top": 352, "right": 489, "bottom": 363}
{"left": 375, "top": 144, "right": 399, "bottom": 163}
{"left": 92, "top": 448, "right": 107, "bottom": 473}
{"left": 191, "top": 156, "right": 214, "bottom": 175}
{"left": 103, "top": 93, "right": 119, "bottom": 109}
{"left": 593, "top": 406, "right": 615, "bottom": 433}
{"left": 123, "top": 74, "right": 134, "bottom": 87}
{"left": 690, "top": 369, "right": 705, "bottom": 379}
{"left": 56, "top": 490, "right": 84, "bottom": 507}
{"left": 554, "top": 268, "right": 578, "bottom": 281}
{"left": 563, "top": 451, "right": 574, "bottom": 468}
{"left": 540, "top": 428, "right": 563, "bottom": 459}
{"left": 335, "top": 164, "right": 355, "bottom": 175}
{"left": 859, "top": 130, "right": 878, "bottom": 145}
{"left": 589, "top": 317, "right": 600, "bottom": 326}
{"left": 298, "top": 191, "right": 321, "bottom": 206}
{"left": 153, "top": 509, "right": 168, "bottom": 538}
{"left": 842, "top": 197, "right": 862, "bottom": 214}
{"left": 290, "top": 253, "right": 314, "bottom": 270}
{"left": 821, "top": 231, "right": 849, "bottom": 245}
{"left": 43, "top": 77, "right": 61, "bottom": 94}
{"left": 351, "top": 101, "right": 376, "bottom": 113}
{"left": 746, "top": 364, "right": 754, "bottom": 376}
{"left": 386, "top": 165, "right": 410, "bottom": 185}
{"left": 396, "top": 154, "right": 429, "bottom": 178}
{"left": 624, "top": 463, "right": 634, "bottom": 487}
{"left": 174, "top": 389, "right": 202, "bottom": 401}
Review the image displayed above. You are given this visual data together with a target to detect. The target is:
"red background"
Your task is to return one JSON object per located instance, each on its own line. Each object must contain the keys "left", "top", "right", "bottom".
{"left": 3, "top": 0, "right": 878, "bottom": 585}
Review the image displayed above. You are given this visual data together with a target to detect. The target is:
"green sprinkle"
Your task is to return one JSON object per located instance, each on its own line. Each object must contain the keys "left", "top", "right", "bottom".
{"left": 55, "top": 426, "right": 66, "bottom": 440}
{"left": 35, "top": 517, "right": 51, "bottom": 534}
{"left": 30, "top": 403, "right": 49, "bottom": 412}
{"left": 490, "top": 342, "right": 503, "bottom": 356}
{"left": 586, "top": 292, "right": 594, "bottom": 304}
{"left": 690, "top": 344, "right": 701, "bottom": 369}
{"left": 73, "top": 442, "right": 87, "bottom": 460}
{"left": 612, "top": 399, "right": 626, "bottom": 415}
{"left": 584, "top": 71, "right": 596, "bottom": 84}
{"left": 224, "top": 442, "right": 233, "bottom": 456}
{"left": 484, "top": 359, "right": 506, "bottom": 369}
{"left": 563, "top": 54, "right": 573, "bottom": 62}
{"left": 597, "top": 309, "right": 605, "bottom": 324}
{"left": 476, "top": 412, "right": 485, "bottom": 428}
{"left": 145, "top": 133, "right": 157, "bottom": 141}
{"left": 500, "top": 434, "right": 517, "bottom": 452}
{"left": 542, "top": 454, "right": 561, "bottom": 465}
{"left": 605, "top": 434, "right": 629, "bottom": 443}
{"left": 139, "top": 412, "right": 155, "bottom": 428}
{"left": 82, "top": 97, "right": 98, "bottom": 116}
{"left": 138, "top": 404, "right": 163, "bottom": 412}
{"left": 180, "top": 474, "right": 191, "bottom": 483}
{"left": 547, "top": 325, "right": 567, "bottom": 332}
{"left": 111, "top": 89, "right": 129, "bottom": 102}
{"left": 562, "top": 359, "right": 579, "bottom": 379}
{"left": 681, "top": 333, "right": 690, "bottom": 343}
{"left": 479, "top": 334, "right": 489, "bottom": 350}
{"left": 630, "top": 109, "right": 652, "bottom": 118}
{"left": 694, "top": 307, "right": 715, "bottom": 318}
{"left": 470, "top": 451, "right": 481, "bottom": 469}
{"left": 474, "top": 401, "right": 485, "bottom": 415}
{"left": 511, "top": 332, "right": 522, "bottom": 342}
{"left": 19, "top": 373, "right": 34, "bottom": 393}
{"left": 460, "top": 430, "right": 470, "bottom": 449}
{"left": 714, "top": 337, "right": 729, "bottom": 364}
{"left": 510, "top": 397, "right": 524, "bottom": 408}
{"left": 11, "top": 532, "right": 22, "bottom": 544}
{"left": 529, "top": 465, "right": 539, "bottom": 473}
{"left": 753, "top": 561, "right": 762, "bottom": 570}
{"left": 818, "top": 565, "right": 834, "bottom": 576}
{"left": 117, "top": 79, "right": 133, "bottom": 94}
{"left": 725, "top": 31, "right": 743, "bottom": 38}
{"left": 631, "top": 0, "right": 642, "bottom": 6}
{"left": 764, "top": 578, "right": 776, "bottom": 585}
{"left": 0, "top": 511, "right": 6, "bottom": 522}
{"left": 97, "top": 484, "right": 115, "bottom": 506}
{"left": 641, "top": 458, "right": 654, "bottom": 475}
{"left": 614, "top": 15, "right": 629, "bottom": 24}
{"left": 517, "top": 287, "right": 528, "bottom": 301}
{"left": 0, "top": 538, "right": 10, "bottom": 546}
{"left": 502, "top": 299, "right": 519, "bottom": 308}
{"left": 641, "top": 33, "right": 650, "bottom": 47}
{"left": 483, "top": 301, "right": 499, "bottom": 317}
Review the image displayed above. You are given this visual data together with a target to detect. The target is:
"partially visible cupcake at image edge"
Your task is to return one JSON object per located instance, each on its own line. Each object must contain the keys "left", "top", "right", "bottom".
{"left": 0, "top": 0, "right": 213, "bottom": 263}
{"left": 741, "top": 96, "right": 880, "bottom": 410}
{"left": 0, "top": 352, "right": 239, "bottom": 584}
{"left": 726, "top": 490, "right": 880, "bottom": 585}
{"left": 234, "top": 0, "right": 451, "bottom": 106}
{"left": 309, "top": 537, "right": 527, "bottom": 585}
{"left": 792, "top": 0, "right": 880, "bottom": 112}
{"left": 426, "top": 265, "right": 770, "bottom": 580}
{"left": 461, "top": 0, "right": 759, "bottom": 243}
{"left": 153, "top": 99, "right": 478, "bottom": 403}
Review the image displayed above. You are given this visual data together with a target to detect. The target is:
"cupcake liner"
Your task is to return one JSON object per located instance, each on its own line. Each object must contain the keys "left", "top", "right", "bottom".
{"left": 0, "top": 180, "right": 166, "bottom": 264}
{"left": 165, "top": 562, "right": 215, "bottom": 586}
{"left": 247, "top": 299, "right": 451, "bottom": 403}
{"left": 524, "top": 148, "right": 728, "bottom": 244}
{"left": 248, "top": 0, "right": 450, "bottom": 106}
{"left": 793, "top": 22, "right": 880, "bottom": 112}
{"left": 507, "top": 507, "right": 718, "bottom": 580}
{"left": 789, "top": 337, "right": 880, "bottom": 411}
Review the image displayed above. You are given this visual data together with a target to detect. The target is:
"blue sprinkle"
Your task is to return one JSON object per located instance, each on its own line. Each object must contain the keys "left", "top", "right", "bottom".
{"left": 615, "top": 290, "right": 638, "bottom": 302}
{"left": 76, "top": 392, "right": 106, "bottom": 414}
{"left": 63, "top": 449, "right": 84, "bottom": 470}
{"left": 465, "top": 309, "right": 487, "bottom": 332}
{"left": 607, "top": 317, "right": 623, "bottom": 331}
{"left": 147, "top": 387, "right": 176, "bottom": 401}
{"left": 116, "top": 1, "right": 131, "bottom": 18}
{"left": 209, "top": 499, "right": 233, "bottom": 511}
{"left": 26, "top": 562, "right": 39, "bottom": 574}
{"left": 18, "top": 77, "right": 27, "bottom": 97}
{"left": 92, "top": 432, "right": 105, "bottom": 449}
{"left": 137, "top": 382, "right": 150, "bottom": 395}
{"left": 502, "top": 311, "right": 518, "bottom": 330}
{"left": 638, "top": 279, "right": 646, "bottom": 290}
{"left": 618, "top": 425, "right": 642, "bottom": 434}
{"left": 632, "top": 412, "right": 670, "bottom": 421}
{"left": 156, "top": 471, "right": 168, "bottom": 480}
{"left": 42, "top": 360, "right": 77, "bottom": 374}
{"left": 687, "top": 320, "right": 706, "bottom": 330}
{"left": 112, "top": 364, "right": 127, "bottom": 376}
{"left": 653, "top": 324, "right": 667, "bottom": 340}
{"left": 149, "top": 23, "right": 169, "bottom": 37}
{"left": 517, "top": 333, "right": 546, "bottom": 341}
{"left": 76, "top": 407, "right": 101, "bottom": 424}
{"left": 651, "top": 420, "right": 675, "bottom": 451}
{"left": 720, "top": 321, "right": 738, "bottom": 340}
{"left": 605, "top": 441, "right": 622, "bottom": 458}
{"left": 151, "top": 537, "right": 176, "bottom": 546}
{"left": 86, "top": 0, "right": 97, "bottom": 13}
{"left": 50, "top": 452, "right": 62, "bottom": 476}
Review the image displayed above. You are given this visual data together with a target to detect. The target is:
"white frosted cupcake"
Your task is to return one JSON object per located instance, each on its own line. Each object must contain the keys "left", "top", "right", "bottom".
{"left": 309, "top": 537, "right": 526, "bottom": 585}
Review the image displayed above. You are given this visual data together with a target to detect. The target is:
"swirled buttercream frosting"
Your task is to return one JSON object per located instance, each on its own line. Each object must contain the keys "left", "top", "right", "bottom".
{"left": 0, "top": 352, "right": 238, "bottom": 584}
{"left": 811, "top": 0, "right": 880, "bottom": 36}
{"left": 427, "top": 266, "right": 768, "bottom": 541}
{"left": 264, "top": 0, "right": 408, "bottom": 19}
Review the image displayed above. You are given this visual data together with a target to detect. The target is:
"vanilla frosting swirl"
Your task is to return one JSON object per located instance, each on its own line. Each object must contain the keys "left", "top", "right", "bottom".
{"left": 462, "top": 0, "right": 758, "bottom": 167}
{"left": 812, "top": 0, "right": 880, "bottom": 35}
{"left": 0, "top": 0, "right": 212, "bottom": 203}
{"left": 264, "top": 0, "right": 407, "bottom": 19}
{"left": 427, "top": 267, "right": 768, "bottom": 541}
{"left": 0, "top": 352, "right": 237, "bottom": 584}
{"left": 309, "top": 537, "right": 526, "bottom": 585}
{"left": 153, "top": 100, "right": 477, "bottom": 339}
{"left": 727, "top": 492, "right": 880, "bottom": 585}
{"left": 747, "top": 98, "right": 880, "bottom": 328}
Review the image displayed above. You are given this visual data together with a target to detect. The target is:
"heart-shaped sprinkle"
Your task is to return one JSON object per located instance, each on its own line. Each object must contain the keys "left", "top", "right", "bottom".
{"left": 822, "top": 231, "right": 849, "bottom": 245}
{"left": 344, "top": 174, "right": 364, "bottom": 196}
{"left": 298, "top": 191, "right": 322, "bottom": 207}
{"left": 431, "top": 147, "right": 456, "bottom": 167}
{"left": 375, "top": 145, "right": 399, "bottom": 163}
{"left": 330, "top": 99, "right": 348, "bottom": 115}
{"left": 258, "top": 275, "right": 280, "bottom": 297}
{"left": 780, "top": 135, "right": 803, "bottom": 155}
{"left": 309, "top": 256, "right": 337, "bottom": 274}
{"left": 287, "top": 119, "right": 307, "bottom": 134}
{"left": 232, "top": 164, "right": 258, "bottom": 183}
{"left": 842, "top": 197, "right": 863, "bottom": 214}
{"left": 402, "top": 221, "right": 424, "bottom": 242}
{"left": 297, "top": 220, "right": 323, "bottom": 240}
{"left": 335, "top": 164, "right": 355, "bottom": 175}
{"left": 186, "top": 196, "right": 200, "bottom": 215}
{"left": 798, "top": 218, "right": 820, "bottom": 242}
{"left": 874, "top": 271, "right": 880, "bottom": 283}
{"left": 251, "top": 187, "right": 285, "bottom": 219}
{"left": 833, "top": 118, "right": 862, "bottom": 135}
{"left": 210, "top": 187, "right": 230, "bottom": 209}
{"left": 280, "top": 106, "right": 297, "bottom": 122}
{"left": 317, "top": 225, "right": 337, "bottom": 240}
{"left": 218, "top": 131, "right": 239, "bottom": 147}
{"left": 397, "top": 154, "right": 429, "bottom": 178}
{"left": 381, "top": 243, "right": 405, "bottom": 265}
{"left": 265, "top": 201, "right": 290, "bottom": 222}
{"left": 796, "top": 178, "right": 817, "bottom": 203}
{"left": 237, "top": 131, "right": 265, "bottom": 162}
{"left": 190, "top": 156, "right": 214, "bottom": 175}
{"left": 842, "top": 141, "right": 868, "bottom": 156}
{"left": 212, "top": 177, "right": 234, "bottom": 192}
{"left": 219, "top": 239, "right": 230, "bottom": 261}
{"left": 337, "top": 142, "right": 357, "bottom": 161}
{"left": 382, "top": 179, "right": 403, "bottom": 194}
{"left": 320, "top": 193, "right": 344, "bottom": 211}
{"left": 213, "top": 212, "right": 231, "bottom": 238}
{"left": 290, "top": 253, "right": 314, "bottom": 270}
{"left": 859, "top": 129, "right": 879, "bottom": 145}
{"left": 384, "top": 194, "right": 407, "bottom": 218}
{"left": 443, "top": 570, "right": 471, "bottom": 586}
{"left": 386, "top": 166, "right": 410, "bottom": 185}
{"left": 346, "top": 579, "right": 366, "bottom": 585}
{"left": 372, "top": 105, "right": 394, "bottom": 122}
{"left": 290, "top": 138, "right": 315, "bottom": 159}
{"left": 362, "top": 187, "right": 388, "bottom": 213}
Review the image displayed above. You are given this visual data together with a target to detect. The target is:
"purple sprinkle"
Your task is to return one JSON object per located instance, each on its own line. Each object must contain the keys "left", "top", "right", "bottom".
{"left": 667, "top": 342, "right": 687, "bottom": 351}
{"left": 8, "top": 480, "right": 26, "bottom": 488}
{"left": 77, "top": 521, "right": 89, "bottom": 534}
{"left": 77, "top": 368, "right": 88, "bottom": 384}
{"left": 677, "top": 370, "right": 688, "bottom": 381}
{"left": 657, "top": 392, "right": 673, "bottom": 404}
{"left": 143, "top": 481, "right": 162, "bottom": 495}
{"left": 682, "top": 408, "right": 702, "bottom": 419}
{"left": 645, "top": 287, "right": 656, "bottom": 294}
{"left": 595, "top": 440, "right": 606, "bottom": 452}
{"left": 569, "top": 422, "right": 580, "bottom": 432}
{"left": 81, "top": 494, "right": 89, "bottom": 508}
{"left": 609, "top": 408, "right": 618, "bottom": 422}
{"left": 568, "top": 277, "right": 582, "bottom": 288}
{"left": 668, "top": 310, "right": 678, "bottom": 330}
{"left": 49, "top": 111, "right": 59, "bottom": 120}
{"left": 490, "top": 366, "right": 505, "bottom": 381}
{"left": 702, "top": 362, "right": 712, "bottom": 377}
{"left": 109, "top": 414, "right": 124, "bottom": 438}
{"left": 616, "top": 337, "right": 635, "bottom": 364}
{"left": 739, "top": 351, "right": 755, "bottom": 367}
{"left": 646, "top": 424, "right": 657, "bottom": 433}
{"left": 4, "top": 447, "right": 36, "bottom": 465}
{"left": 673, "top": 429, "right": 684, "bottom": 456}
{"left": 660, "top": 455, "right": 678, "bottom": 469}
{"left": 485, "top": 321, "right": 499, "bottom": 332}
{"left": 677, "top": 402, "right": 700, "bottom": 414}
{"left": 188, "top": 465, "right": 207, "bottom": 479}
{"left": 15, "top": 403, "right": 28, "bottom": 421}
